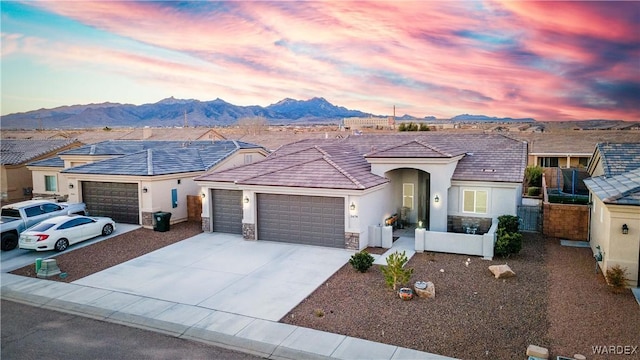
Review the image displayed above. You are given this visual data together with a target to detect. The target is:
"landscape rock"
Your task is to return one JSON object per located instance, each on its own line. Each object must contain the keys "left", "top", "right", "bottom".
{"left": 414, "top": 281, "right": 435, "bottom": 299}
{"left": 488, "top": 264, "right": 516, "bottom": 279}
{"left": 526, "top": 344, "right": 549, "bottom": 359}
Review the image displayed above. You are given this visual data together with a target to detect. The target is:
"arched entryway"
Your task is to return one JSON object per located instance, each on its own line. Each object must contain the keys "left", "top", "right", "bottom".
{"left": 384, "top": 168, "right": 431, "bottom": 229}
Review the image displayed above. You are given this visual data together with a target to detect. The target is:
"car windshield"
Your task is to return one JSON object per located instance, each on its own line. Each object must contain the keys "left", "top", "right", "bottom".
{"left": 28, "top": 222, "right": 56, "bottom": 232}
{"left": 1, "top": 209, "right": 20, "bottom": 218}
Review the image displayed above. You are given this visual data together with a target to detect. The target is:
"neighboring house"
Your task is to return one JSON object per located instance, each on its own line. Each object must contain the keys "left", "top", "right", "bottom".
{"left": 1, "top": 140, "right": 82, "bottom": 204}
{"left": 28, "top": 140, "right": 268, "bottom": 226}
{"left": 584, "top": 142, "right": 640, "bottom": 287}
{"left": 516, "top": 131, "right": 640, "bottom": 169}
{"left": 195, "top": 134, "right": 527, "bottom": 255}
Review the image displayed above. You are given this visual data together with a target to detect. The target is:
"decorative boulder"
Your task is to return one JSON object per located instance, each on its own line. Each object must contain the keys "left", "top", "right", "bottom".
{"left": 488, "top": 264, "right": 516, "bottom": 279}
{"left": 398, "top": 287, "right": 413, "bottom": 300}
{"left": 525, "top": 344, "right": 549, "bottom": 359}
{"left": 413, "top": 281, "right": 435, "bottom": 299}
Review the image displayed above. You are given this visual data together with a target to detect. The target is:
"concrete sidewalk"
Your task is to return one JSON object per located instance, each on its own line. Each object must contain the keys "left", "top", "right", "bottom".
{"left": 1, "top": 273, "right": 455, "bottom": 360}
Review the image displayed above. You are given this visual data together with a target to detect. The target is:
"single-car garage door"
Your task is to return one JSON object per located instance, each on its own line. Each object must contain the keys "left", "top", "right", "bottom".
{"left": 257, "top": 194, "right": 344, "bottom": 248}
{"left": 82, "top": 182, "right": 139, "bottom": 224}
{"left": 212, "top": 189, "right": 243, "bottom": 234}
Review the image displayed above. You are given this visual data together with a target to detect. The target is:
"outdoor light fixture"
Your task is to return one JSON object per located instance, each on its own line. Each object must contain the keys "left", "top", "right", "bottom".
{"left": 622, "top": 224, "right": 629, "bottom": 235}
{"left": 434, "top": 194, "right": 439, "bottom": 203}
{"left": 143, "top": 187, "right": 148, "bottom": 193}
{"left": 68, "top": 183, "right": 74, "bottom": 189}
{"left": 201, "top": 192, "right": 205, "bottom": 199}
{"left": 350, "top": 202, "right": 356, "bottom": 211}
{"left": 244, "top": 196, "right": 250, "bottom": 204}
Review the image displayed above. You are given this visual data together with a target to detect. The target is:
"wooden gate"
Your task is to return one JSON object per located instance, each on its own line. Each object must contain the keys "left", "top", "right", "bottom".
{"left": 187, "top": 195, "right": 202, "bottom": 222}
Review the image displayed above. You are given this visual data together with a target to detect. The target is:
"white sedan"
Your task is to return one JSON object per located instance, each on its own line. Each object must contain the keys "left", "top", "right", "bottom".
{"left": 19, "top": 215, "right": 116, "bottom": 252}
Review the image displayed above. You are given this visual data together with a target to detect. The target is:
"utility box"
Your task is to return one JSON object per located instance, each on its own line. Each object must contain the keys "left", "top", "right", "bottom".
{"left": 153, "top": 212, "right": 171, "bottom": 232}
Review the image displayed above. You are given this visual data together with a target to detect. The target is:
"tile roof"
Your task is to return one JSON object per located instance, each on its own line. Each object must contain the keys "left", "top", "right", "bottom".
{"left": 514, "top": 131, "right": 640, "bottom": 154}
{"left": 60, "top": 140, "right": 264, "bottom": 176}
{"left": 1, "top": 139, "right": 79, "bottom": 165}
{"left": 197, "top": 133, "right": 527, "bottom": 189}
{"left": 28, "top": 157, "right": 65, "bottom": 167}
{"left": 584, "top": 168, "right": 640, "bottom": 206}
{"left": 595, "top": 142, "right": 640, "bottom": 177}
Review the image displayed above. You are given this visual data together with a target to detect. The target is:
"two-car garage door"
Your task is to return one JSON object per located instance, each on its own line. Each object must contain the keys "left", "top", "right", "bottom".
{"left": 257, "top": 194, "right": 344, "bottom": 248}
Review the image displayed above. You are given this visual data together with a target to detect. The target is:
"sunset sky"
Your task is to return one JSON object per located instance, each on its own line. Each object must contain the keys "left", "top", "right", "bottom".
{"left": 1, "top": 1, "right": 639, "bottom": 120}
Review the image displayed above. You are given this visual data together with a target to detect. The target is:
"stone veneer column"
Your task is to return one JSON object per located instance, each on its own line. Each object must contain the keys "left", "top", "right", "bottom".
{"left": 201, "top": 217, "right": 211, "bottom": 232}
{"left": 243, "top": 223, "right": 256, "bottom": 240}
{"left": 141, "top": 212, "right": 153, "bottom": 228}
{"left": 344, "top": 232, "right": 360, "bottom": 250}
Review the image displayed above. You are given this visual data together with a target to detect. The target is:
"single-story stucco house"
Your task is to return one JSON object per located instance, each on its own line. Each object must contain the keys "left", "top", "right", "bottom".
{"left": 1, "top": 139, "right": 82, "bottom": 204}
{"left": 195, "top": 133, "right": 527, "bottom": 258}
{"left": 584, "top": 142, "right": 640, "bottom": 287}
{"left": 27, "top": 140, "right": 268, "bottom": 226}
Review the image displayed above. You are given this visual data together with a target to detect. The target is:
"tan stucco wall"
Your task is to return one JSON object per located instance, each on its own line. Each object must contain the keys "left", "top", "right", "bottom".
{"left": 590, "top": 196, "right": 640, "bottom": 287}
{"left": 1, "top": 165, "right": 33, "bottom": 203}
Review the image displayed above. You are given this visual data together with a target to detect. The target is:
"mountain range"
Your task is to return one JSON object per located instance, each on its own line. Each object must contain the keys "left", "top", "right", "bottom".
{"left": 0, "top": 97, "right": 536, "bottom": 129}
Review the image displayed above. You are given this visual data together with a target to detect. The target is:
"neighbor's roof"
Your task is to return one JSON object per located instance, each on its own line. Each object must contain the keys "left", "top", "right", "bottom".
{"left": 196, "top": 133, "right": 527, "bottom": 189}
{"left": 594, "top": 142, "right": 640, "bottom": 177}
{"left": 28, "top": 156, "right": 65, "bottom": 168}
{"left": 584, "top": 168, "right": 640, "bottom": 206}
{"left": 1, "top": 139, "right": 80, "bottom": 165}
{"left": 60, "top": 140, "right": 265, "bottom": 176}
{"left": 514, "top": 131, "right": 640, "bottom": 155}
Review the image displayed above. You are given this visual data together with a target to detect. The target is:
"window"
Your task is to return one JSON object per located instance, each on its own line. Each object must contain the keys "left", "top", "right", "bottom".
{"left": 538, "top": 157, "right": 559, "bottom": 167}
{"left": 578, "top": 157, "right": 589, "bottom": 167}
{"left": 171, "top": 188, "right": 178, "bottom": 208}
{"left": 403, "top": 183, "right": 414, "bottom": 210}
{"left": 463, "top": 190, "right": 488, "bottom": 214}
{"left": 41, "top": 203, "right": 62, "bottom": 213}
{"left": 45, "top": 175, "right": 57, "bottom": 192}
{"left": 24, "top": 206, "right": 44, "bottom": 218}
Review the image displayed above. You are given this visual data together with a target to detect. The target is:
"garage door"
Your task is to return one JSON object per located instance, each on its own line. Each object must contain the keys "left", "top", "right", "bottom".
{"left": 257, "top": 194, "right": 344, "bottom": 248}
{"left": 82, "top": 182, "right": 139, "bottom": 224}
{"left": 212, "top": 189, "right": 243, "bottom": 234}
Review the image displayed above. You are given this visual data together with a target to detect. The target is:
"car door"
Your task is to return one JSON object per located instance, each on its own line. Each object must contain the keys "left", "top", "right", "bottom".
{"left": 56, "top": 218, "right": 86, "bottom": 245}
{"left": 23, "top": 205, "right": 47, "bottom": 228}
{"left": 73, "top": 217, "right": 98, "bottom": 242}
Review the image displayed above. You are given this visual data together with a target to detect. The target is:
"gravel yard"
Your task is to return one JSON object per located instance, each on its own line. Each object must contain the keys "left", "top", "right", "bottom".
{"left": 9, "top": 226, "right": 639, "bottom": 360}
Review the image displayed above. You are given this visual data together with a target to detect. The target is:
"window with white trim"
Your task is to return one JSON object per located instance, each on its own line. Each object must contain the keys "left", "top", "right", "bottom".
{"left": 463, "top": 189, "right": 488, "bottom": 214}
{"left": 45, "top": 175, "right": 57, "bottom": 192}
{"left": 403, "top": 183, "right": 414, "bottom": 210}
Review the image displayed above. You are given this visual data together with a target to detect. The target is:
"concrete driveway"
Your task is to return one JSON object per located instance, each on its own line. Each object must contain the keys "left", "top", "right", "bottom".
{"left": 74, "top": 233, "right": 353, "bottom": 321}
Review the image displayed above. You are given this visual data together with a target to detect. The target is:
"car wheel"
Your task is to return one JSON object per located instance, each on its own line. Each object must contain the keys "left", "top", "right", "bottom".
{"left": 102, "top": 224, "right": 114, "bottom": 236}
{"left": 55, "top": 238, "right": 69, "bottom": 252}
{"left": 1, "top": 233, "right": 18, "bottom": 251}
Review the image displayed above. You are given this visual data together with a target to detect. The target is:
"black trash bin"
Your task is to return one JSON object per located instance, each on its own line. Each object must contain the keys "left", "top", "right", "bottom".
{"left": 153, "top": 212, "right": 171, "bottom": 232}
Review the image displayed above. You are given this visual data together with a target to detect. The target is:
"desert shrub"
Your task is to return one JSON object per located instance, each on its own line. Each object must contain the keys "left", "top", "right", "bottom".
{"left": 494, "top": 215, "right": 522, "bottom": 257}
{"left": 419, "top": 123, "right": 430, "bottom": 131}
{"left": 606, "top": 265, "right": 629, "bottom": 293}
{"left": 527, "top": 186, "right": 541, "bottom": 196}
{"left": 494, "top": 229, "right": 523, "bottom": 257}
{"left": 313, "top": 308, "right": 325, "bottom": 317}
{"left": 349, "top": 250, "right": 375, "bottom": 273}
{"left": 524, "top": 166, "right": 543, "bottom": 187}
{"left": 498, "top": 215, "right": 520, "bottom": 234}
{"left": 381, "top": 250, "right": 413, "bottom": 290}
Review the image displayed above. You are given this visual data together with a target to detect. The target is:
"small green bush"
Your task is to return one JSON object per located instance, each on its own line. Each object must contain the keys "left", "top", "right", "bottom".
{"left": 498, "top": 215, "right": 520, "bottom": 234}
{"left": 349, "top": 250, "right": 375, "bottom": 273}
{"left": 524, "top": 166, "right": 543, "bottom": 187}
{"left": 494, "top": 215, "right": 522, "bottom": 257}
{"left": 381, "top": 251, "right": 413, "bottom": 290}
{"left": 606, "top": 265, "right": 629, "bottom": 293}
{"left": 526, "top": 186, "right": 541, "bottom": 196}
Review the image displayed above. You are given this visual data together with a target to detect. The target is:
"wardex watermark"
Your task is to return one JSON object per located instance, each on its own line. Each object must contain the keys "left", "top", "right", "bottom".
{"left": 592, "top": 345, "right": 638, "bottom": 355}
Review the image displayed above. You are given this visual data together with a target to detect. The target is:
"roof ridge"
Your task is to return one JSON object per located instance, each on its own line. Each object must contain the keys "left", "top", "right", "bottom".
{"left": 314, "top": 145, "right": 331, "bottom": 157}
{"left": 323, "top": 156, "right": 365, "bottom": 189}
{"left": 147, "top": 149, "right": 153, "bottom": 175}
{"left": 413, "top": 139, "right": 454, "bottom": 157}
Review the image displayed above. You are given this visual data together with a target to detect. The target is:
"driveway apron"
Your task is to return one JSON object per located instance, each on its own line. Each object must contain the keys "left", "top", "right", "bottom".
{"left": 73, "top": 233, "right": 353, "bottom": 321}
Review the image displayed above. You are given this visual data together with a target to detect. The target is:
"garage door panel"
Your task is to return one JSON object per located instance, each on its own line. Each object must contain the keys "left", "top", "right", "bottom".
{"left": 82, "top": 182, "right": 139, "bottom": 224}
{"left": 212, "top": 189, "right": 242, "bottom": 234}
{"left": 257, "top": 194, "right": 344, "bottom": 248}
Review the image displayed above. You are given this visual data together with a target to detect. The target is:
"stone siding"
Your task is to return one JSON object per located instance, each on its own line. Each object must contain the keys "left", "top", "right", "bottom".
{"left": 201, "top": 216, "right": 211, "bottom": 232}
{"left": 243, "top": 223, "right": 256, "bottom": 240}
{"left": 543, "top": 202, "right": 589, "bottom": 241}
{"left": 345, "top": 232, "right": 360, "bottom": 250}
{"left": 141, "top": 212, "right": 153, "bottom": 228}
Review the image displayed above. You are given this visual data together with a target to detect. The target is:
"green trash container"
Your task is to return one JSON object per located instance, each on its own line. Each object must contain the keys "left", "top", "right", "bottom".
{"left": 153, "top": 212, "right": 171, "bottom": 232}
